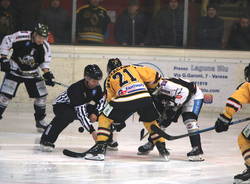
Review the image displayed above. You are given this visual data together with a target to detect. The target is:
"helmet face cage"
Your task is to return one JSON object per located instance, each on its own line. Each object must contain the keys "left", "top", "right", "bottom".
{"left": 244, "top": 64, "right": 250, "bottom": 82}
{"left": 34, "top": 23, "right": 49, "bottom": 37}
{"left": 107, "top": 58, "right": 122, "bottom": 73}
{"left": 84, "top": 64, "right": 103, "bottom": 80}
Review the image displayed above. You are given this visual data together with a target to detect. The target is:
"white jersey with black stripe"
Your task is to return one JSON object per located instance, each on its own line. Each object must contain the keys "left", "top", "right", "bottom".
{"left": 0, "top": 31, "right": 52, "bottom": 78}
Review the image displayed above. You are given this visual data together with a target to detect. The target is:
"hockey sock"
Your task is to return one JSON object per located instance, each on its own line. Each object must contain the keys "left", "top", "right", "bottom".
{"left": 143, "top": 120, "right": 165, "bottom": 144}
{"left": 34, "top": 104, "right": 46, "bottom": 121}
{"left": 238, "top": 133, "right": 250, "bottom": 166}
{"left": 0, "top": 94, "right": 10, "bottom": 119}
{"left": 0, "top": 106, "right": 6, "bottom": 119}
{"left": 96, "top": 114, "right": 113, "bottom": 142}
{"left": 189, "top": 134, "right": 202, "bottom": 149}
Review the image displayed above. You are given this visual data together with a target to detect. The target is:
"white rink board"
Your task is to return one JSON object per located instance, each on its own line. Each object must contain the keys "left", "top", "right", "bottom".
{"left": 1, "top": 45, "right": 249, "bottom": 112}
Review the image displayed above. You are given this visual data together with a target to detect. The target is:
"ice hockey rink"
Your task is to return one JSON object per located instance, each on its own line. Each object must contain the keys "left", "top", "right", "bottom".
{"left": 0, "top": 104, "right": 248, "bottom": 184}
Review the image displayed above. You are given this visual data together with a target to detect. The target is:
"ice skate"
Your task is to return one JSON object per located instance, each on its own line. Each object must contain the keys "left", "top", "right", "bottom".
{"left": 84, "top": 142, "right": 107, "bottom": 161}
{"left": 155, "top": 141, "right": 170, "bottom": 161}
{"left": 36, "top": 119, "right": 48, "bottom": 133}
{"left": 137, "top": 141, "right": 154, "bottom": 155}
{"left": 234, "top": 167, "right": 250, "bottom": 184}
{"left": 107, "top": 140, "right": 119, "bottom": 151}
{"left": 40, "top": 140, "right": 55, "bottom": 152}
{"left": 187, "top": 146, "right": 204, "bottom": 161}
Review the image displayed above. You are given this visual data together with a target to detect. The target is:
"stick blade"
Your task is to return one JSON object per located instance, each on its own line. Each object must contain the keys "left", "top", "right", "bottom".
{"left": 63, "top": 149, "right": 86, "bottom": 158}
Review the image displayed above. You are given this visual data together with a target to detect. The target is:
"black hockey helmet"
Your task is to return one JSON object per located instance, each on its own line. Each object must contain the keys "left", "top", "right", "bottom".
{"left": 34, "top": 23, "right": 49, "bottom": 37}
{"left": 244, "top": 63, "right": 250, "bottom": 82}
{"left": 107, "top": 58, "right": 122, "bottom": 73}
{"left": 84, "top": 64, "right": 103, "bottom": 80}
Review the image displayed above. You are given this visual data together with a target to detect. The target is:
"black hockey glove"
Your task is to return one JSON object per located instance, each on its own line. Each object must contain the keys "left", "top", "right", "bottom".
{"left": 43, "top": 72, "right": 55, "bottom": 86}
{"left": 86, "top": 104, "right": 99, "bottom": 117}
{"left": 215, "top": 114, "right": 231, "bottom": 133}
{"left": 0, "top": 58, "right": 10, "bottom": 72}
{"left": 112, "top": 121, "right": 126, "bottom": 132}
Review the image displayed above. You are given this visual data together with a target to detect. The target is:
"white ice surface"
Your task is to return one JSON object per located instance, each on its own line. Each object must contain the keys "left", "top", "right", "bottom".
{"left": 0, "top": 106, "right": 248, "bottom": 184}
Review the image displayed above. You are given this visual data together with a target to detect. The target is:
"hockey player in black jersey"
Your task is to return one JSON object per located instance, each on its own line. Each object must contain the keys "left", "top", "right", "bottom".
{"left": 0, "top": 23, "right": 55, "bottom": 132}
{"left": 40, "top": 64, "right": 105, "bottom": 151}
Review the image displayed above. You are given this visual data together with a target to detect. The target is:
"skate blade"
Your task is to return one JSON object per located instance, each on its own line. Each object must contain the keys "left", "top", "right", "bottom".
{"left": 188, "top": 155, "right": 205, "bottom": 162}
{"left": 85, "top": 153, "right": 105, "bottom": 161}
{"left": 39, "top": 145, "right": 54, "bottom": 152}
{"left": 107, "top": 146, "right": 118, "bottom": 151}
{"left": 159, "top": 154, "right": 170, "bottom": 162}
{"left": 233, "top": 179, "right": 250, "bottom": 184}
{"left": 137, "top": 151, "right": 151, "bottom": 155}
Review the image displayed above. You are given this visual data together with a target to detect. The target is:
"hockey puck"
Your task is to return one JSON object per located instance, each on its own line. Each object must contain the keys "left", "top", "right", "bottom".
{"left": 78, "top": 127, "right": 84, "bottom": 133}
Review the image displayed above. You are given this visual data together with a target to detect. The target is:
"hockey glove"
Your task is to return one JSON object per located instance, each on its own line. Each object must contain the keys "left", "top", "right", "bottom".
{"left": 215, "top": 114, "right": 231, "bottom": 133}
{"left": 112, "top": 121, "right": 126, "bottom": 132}
{"left": 0, "top": 58, "right": 10, "bottom": 72}
{"left": 43, "top": 72, "right": 55, "bottom": 86}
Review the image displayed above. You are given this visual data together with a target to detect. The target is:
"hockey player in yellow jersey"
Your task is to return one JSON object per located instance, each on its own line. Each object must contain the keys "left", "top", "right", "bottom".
{"left": 214, "top": 63, "right": 250, "bottom": 184}
{"left": 84, "top": 58, "right": 169, "bottom": 161}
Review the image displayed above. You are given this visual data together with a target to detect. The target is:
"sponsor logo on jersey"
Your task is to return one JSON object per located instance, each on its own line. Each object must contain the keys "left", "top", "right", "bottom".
{"left": 117, "top": 83, "right": 146, "bottom": 96}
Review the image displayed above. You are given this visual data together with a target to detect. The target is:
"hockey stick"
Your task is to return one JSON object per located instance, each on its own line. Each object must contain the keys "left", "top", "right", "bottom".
{"left": 63, "top": 149, "right": 86, "bottom": 158}
{"left": 140, "top": 128, "right": 149, "bottom": 141}
{"left": 11, "top": 69, "right": 69, "bottom": 88}
{"left": 151, "top": 117, "right": 250, "bottom": 141}
{"left": 54, "top": 81, "right": 69, "bottom": 88}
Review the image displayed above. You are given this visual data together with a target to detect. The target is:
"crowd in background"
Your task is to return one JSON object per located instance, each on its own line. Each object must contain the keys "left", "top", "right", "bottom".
{"left": 0, "top": 0, "right": 250, "bottom": 50}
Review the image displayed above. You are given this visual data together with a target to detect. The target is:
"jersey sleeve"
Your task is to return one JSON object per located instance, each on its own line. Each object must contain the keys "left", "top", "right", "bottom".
{"left": 0, "top": 32, "right": 17, "bottom": 56}
{"left": 135, "top": 66, "right": 161, "bottom": 89}
{"left": 0, "top": 31, "right": 31, "bottom": 56}
{"left": 74, "top": 104, "right": 95, "bottom": 133}
{"left": 106, "top": 78, "right": 116, "bottom": 102}
{"left": 39, "top": 41, "right": 52, "bottom": 69}
{"left": 223, "top": 82, "right": 250, "bottom": 119}
{"left": 93, "top": 86, "right": 106, "bottom": 113}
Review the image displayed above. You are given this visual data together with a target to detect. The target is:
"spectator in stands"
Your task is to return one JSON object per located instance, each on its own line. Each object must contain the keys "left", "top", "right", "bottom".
{"left": 76, "top": 0, "right": 110, "bottom": 44}
{"left": 115, "top": 0, "right": 148, "bottom": 46}
{"left": 145, "top": 0, "right": 184, "bottom": 47}
{"left": 39, "top": 0, "right": 71, "bottom": 44}
{"left": 12, "top": 0, "right": 42, "bottom": 30}
{"left": 227, "top": 16, "right": 250, "bottom": 50}
{"left": 0, "top": 0, "right": 16, "bottom": 41}
{"left": 197, "top": 3, "right": 224, "bottom": 49}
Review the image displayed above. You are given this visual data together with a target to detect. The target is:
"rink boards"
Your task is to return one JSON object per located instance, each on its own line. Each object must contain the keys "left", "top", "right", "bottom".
{"left": 2, "top": 45, "right": 250, "bottom": 113}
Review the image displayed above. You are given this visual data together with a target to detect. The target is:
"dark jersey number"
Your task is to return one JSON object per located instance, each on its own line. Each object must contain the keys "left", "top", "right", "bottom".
{"left": 113, "top": 69, "right": 137, "bottom": 87}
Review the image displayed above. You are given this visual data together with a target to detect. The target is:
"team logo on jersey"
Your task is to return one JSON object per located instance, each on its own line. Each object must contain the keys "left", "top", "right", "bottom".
{"left": 92, "top": 89, "right": 97, "bottom": 96}
{"left": 117, "top": 83, "right": 146, "bottom": 96}
{"left": 18, "top": 55, "right": 36, "bottom": 67}
{"left": 25, "top": 41, "right": 31, "bottom": 47}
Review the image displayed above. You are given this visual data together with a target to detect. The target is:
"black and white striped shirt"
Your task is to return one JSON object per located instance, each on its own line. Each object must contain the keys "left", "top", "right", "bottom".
{"left": 54, "top": 79, "right": 105, "bottom": 132}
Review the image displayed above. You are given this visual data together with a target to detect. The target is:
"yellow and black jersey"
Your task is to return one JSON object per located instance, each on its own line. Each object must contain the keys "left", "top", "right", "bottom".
{"left": 105, "top": 65, "right": 161, "bottom": 102}
{"left": 223, "top": 82, "right": 250, "bottom": 119}
{"left": 76, "top": 5, "right": 110, "bottom": 43}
